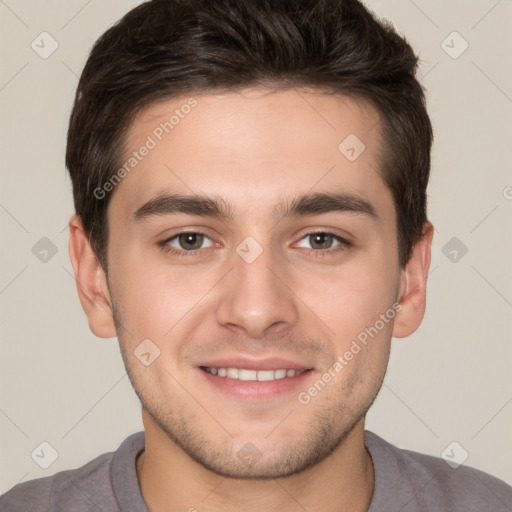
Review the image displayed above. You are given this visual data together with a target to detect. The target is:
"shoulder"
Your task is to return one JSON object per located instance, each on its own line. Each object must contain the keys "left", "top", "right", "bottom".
{"left": 0, "top": 450, "right": 115, "bottom": 512}
{"left": 365, "top": 430, "right": 512, "bottom": 512}
{"left": 0, "top": 432, "right": 145, "bottom": 512}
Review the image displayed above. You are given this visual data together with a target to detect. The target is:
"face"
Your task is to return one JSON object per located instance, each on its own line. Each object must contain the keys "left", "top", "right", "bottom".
{"left": 102, "top": 88, "right": 404, "bottom": 478}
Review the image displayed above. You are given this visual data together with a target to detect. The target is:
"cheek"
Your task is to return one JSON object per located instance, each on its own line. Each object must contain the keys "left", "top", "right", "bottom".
{"left": 109, "top": 256, "right": 219, "bottom": 340}
{"left": 295, "top": 261, "right": 398, "bottom": 344}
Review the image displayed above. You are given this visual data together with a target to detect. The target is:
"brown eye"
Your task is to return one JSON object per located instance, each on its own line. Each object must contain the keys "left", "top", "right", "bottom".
{"left": 177, "top": 233, "right": 205, "bottom": 250}
{"left": 164, "top": 232, "right": 214, "bottom": 252}
{"left": 296, "top": 232, "right": 350, "bottom": 252}
{"left": 308, "top": 233, "right": 335, "bottom": 250}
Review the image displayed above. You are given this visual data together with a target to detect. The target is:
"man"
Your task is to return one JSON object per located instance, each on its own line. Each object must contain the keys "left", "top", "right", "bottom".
{"left": 1, "top": 0, "right": 511, "bottom": 510}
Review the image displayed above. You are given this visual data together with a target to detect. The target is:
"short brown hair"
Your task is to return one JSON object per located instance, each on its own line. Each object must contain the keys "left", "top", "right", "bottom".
{"left": 66, "top": 0, "right": 432, "bottom": 269}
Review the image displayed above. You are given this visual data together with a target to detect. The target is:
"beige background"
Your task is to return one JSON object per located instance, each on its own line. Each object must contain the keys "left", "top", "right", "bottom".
{"left": 1, "top": 0, "right": 511, "bottom": 494}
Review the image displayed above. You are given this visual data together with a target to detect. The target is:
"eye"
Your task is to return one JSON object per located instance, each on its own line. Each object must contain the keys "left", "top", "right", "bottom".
{"left": 163, "top": 232, "right": 214, "bottom": 253}
{"left": 159, "top": 230, "right": 351, "bottom": 259}
{"left": 296, "top": 232, "right": 351, "bottom": 253}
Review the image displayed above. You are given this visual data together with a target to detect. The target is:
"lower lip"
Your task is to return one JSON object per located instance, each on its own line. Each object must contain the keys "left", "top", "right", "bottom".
{"left": 198, "top": 368, "right": 313, "bottom": 400}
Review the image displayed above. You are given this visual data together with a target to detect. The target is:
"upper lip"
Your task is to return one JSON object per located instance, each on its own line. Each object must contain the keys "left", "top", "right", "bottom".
{"left": 198, "top": 357, "right": 313, "bottom": 371}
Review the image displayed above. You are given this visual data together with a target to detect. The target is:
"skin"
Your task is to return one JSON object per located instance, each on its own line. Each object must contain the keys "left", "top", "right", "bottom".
{"left": 69, "top": 88, "right": 433, "bottom": 512}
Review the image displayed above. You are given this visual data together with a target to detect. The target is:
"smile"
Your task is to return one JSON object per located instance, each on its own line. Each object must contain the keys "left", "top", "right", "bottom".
{"left": 200, "top": 366, "right": 306, "bottom": 381}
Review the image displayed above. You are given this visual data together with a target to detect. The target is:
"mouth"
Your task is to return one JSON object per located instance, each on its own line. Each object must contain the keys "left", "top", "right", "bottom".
{"left": 197, "top": 358, "right": 314, "bottom": 400}
{"left": 200, "top": 366, "right": 307, "bottom": 381}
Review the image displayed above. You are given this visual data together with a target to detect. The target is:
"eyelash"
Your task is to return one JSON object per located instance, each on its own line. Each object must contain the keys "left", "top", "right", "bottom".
{"left": 158, "top": 231, "right": 352, "bottom": 259}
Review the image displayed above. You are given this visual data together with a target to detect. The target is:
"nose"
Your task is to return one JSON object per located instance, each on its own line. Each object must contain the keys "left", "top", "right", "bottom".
{"left": 215, "top": 241, "right": 299, "bottom": 339}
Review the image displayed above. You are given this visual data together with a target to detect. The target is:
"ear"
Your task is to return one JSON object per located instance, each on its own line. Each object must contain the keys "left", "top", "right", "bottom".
{"left": 68, "top": 215, "right": 117, "bottom": 338}
{"left": 392, "top": 222, "right": 434, "bottom": 338}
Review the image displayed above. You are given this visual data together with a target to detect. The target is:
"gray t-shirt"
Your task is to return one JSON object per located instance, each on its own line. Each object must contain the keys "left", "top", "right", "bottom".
{"left": 1, "top": 430, "right": 511, "bottom": 511}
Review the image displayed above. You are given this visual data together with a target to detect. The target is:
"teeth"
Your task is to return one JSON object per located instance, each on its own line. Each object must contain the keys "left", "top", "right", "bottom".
{"left": 257, "top": 370, "right": 275, "bottom": 382}
{"left": 226, "top": 368, "right": 239, "bottom": 379}
{"left": 203, "top": 367, "right": 305, "bottom": 381}
{"left": 239, "top": 369, "right": 257, "bottom": 380}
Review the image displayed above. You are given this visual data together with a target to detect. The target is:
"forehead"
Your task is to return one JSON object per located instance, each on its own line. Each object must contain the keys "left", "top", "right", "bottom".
{"left": 111, "top": 88, "right": 391, "bottom": 223}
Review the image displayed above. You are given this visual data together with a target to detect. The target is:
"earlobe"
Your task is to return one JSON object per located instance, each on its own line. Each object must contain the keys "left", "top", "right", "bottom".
{"left": 392, "top": 222, "right": 434, "bottom": 338}
{"left": 68, "top": 215, "right": 117, "bottom": 338}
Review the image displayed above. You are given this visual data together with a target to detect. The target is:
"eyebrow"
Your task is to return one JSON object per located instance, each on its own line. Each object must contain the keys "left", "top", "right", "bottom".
{"left": 132, "top": 191, "right": 377, "bottom": 222}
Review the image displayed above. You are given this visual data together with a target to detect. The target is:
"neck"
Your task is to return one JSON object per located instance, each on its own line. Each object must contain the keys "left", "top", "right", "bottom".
{"left": 136, "top": 413, "right": 374, "bottom": 512}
